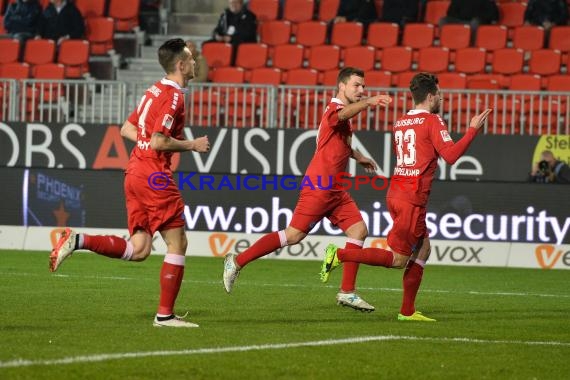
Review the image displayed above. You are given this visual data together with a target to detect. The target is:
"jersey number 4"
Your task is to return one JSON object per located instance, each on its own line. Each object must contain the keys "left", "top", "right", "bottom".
{"left": 394, "top": 129, "right": 417, "bottom": 166}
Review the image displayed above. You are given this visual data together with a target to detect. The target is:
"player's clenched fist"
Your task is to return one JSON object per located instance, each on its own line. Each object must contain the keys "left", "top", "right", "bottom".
{"left": 191, "top": 136, "right": 210, "bottom": 152}
{"left": 367, "top": 94, "right": 392, "bottom": 107}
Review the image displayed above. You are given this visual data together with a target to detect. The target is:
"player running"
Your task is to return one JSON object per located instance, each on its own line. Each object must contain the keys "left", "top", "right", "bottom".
{"left": 320, "top": 72, "right": 492, "bottom": 321}
{"left": 223, "top": 67, "right": 392, "bottom": 312}
{"left": 49, "top": 38, "right": 210, "bottom": 328}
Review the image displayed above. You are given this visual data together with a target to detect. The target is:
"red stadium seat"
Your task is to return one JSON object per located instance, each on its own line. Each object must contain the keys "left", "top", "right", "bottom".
{"left": 318, "top": 0, "right": 340, "bottom": 22}
{"left": 320, "top": 69, "right": 339, "bottom": 86}
{"left": 424, "top": 1, "right": 450, "bottom": 25}
{"left": 308, "top": 45, "right": 340, "bottom": 71}
{"left": 272, "top": 44, "right": 304, "bottom": 70}
{"left": 0, "top": 16, "right": 5, "bottom": 35}
{"left": 202, "top": 43, "right": 233, "bottom": 70}
{"left": 235, "top": 43, "right": 268, "bottom": 69}
{"left": 249, "top": 67, "right": 282, "bottom": 85}
{"left": 466, "top": 75, "right": 502, "bottom": 90}
{"left": 528, "top": 49, "right": 561, "bottom": 85}
{"left": 417, "top": 47, "right": 450, "bottom": 73}
{"left": 512, "top": 25, "right": 545, "bottom": 52}
{"left": 108, "top": 0, "right": 139, "bottom": 32}
{"left": 212, "top": 67, "right": 245, "bottom": 83}
{"left": 0, "top": 62, "right": 30, "bottom": 78}
{"left": 394, "top": 71, "right": 416, "bottom": 88}
{"left": 439, "top": 24, "right": 470, "bottom": 50}
{"left": 454, "top": 48, "right": 486, "bottom": 74}
{"left": 248, "top": 0, "right": 279, "bottom": 22}
{"left": 283, "top": 0, "right": 314, "bottom": 23}
{"left": 508, "top": 74, "right": 541, "bottom": 91}
{"left": 549, "top": 26, "right": 570, "bottom": 64}
{"left": 342, "top": 46, "right": 375, "bottom": 71}
{"left": 0, "top": 39, "right": 19, "bottom": 64}
{"left": 86, "top": 17, "right": 115, "bottom": 55}
{"left": 498, "top": 2, "right": 526, "bottom": 28}
{"left": 402, "top": 23, "right": 434, "bottom": 49}
{"left": 330, "top": 22, "right": 363, "bottom": 48}
{"left": 260, "top": 21, "right": 292, "bottom": 47}
{"left": 366, "top": 23, "right": 399, "bottom": 49}
{"left": 364, "top": 70, "right": 391, "bottom": 88}
{"left": 438, "top": 72, "right": 467, "bottom": 89}
{"left": 284, "top": 68, "right": 318, "bottom": 85}
{"left": 23, "top": 39, "right": 55, "bottom": 66}
{"left": 491, "top": 48, "right": 524, "bottom": 75}
{"left": 32, "top": 63, "right": 65, "bottom": 79}
{"left": 475, "top": 25, "right": 508, "bottom": 51}
{"left": 546, "top": 75, "right": 570, "bottom": 91}
{"left": 380, "top": 46, "right": 412, "bottom": 73}
{"left": 57, "top": 39, "right": 90, "bottom": 78}
{"left": 294, "top": 21, "right": 327, "bottom": 47}
{"left": 75, "top": 0, "right": 106, "bottom": 18}
{"left": 366, "top": 22, "right": 399, "bottom": 61}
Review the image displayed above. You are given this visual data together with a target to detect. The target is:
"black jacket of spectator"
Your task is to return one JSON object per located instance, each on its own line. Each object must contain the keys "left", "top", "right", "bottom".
{"left": 337, "top": 0, "right": 378, "bottom": 26}
{"left": 524, "top": 0, "right": 569, "bottom": 27}
{"left": 39, "top": 1, "right": 85, "bottom": 41}
{"left": 382, "top": 0, "right": 420, "bottom": 25}
{"left": 446, "top": 0, "right": 499, "bottom": 25}
{"left": 3, "top": 0, "right": 42, "bottom": 36}
{"left": 212, "top": 7, "right": 257, "bottom": 46}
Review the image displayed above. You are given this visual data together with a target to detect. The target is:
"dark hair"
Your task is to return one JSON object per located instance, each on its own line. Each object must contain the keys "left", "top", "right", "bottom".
{"left": 410, "top": 72, "right": 439, "bottom": 104}
{"left": 158, "top": 38, "right": 187, "bottom": 74}
{"left": 337, "top": 67, "right": 364, "bottom": 87}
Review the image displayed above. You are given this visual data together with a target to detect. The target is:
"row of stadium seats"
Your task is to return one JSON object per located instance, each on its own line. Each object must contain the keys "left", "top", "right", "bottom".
{"left": 209, "top": 66, "right": 570, "bottom": 91}
{"left": 0, "top": 39, "right": 89, "bottom": 79}
{"left": 258, "top": 21, "right": 570, "bottom": 54}
{"left": 0, "top": 0, "right": 139, "bottom": 32}
{"left": 203, "top": 41, "right": 570, "bottom": 89}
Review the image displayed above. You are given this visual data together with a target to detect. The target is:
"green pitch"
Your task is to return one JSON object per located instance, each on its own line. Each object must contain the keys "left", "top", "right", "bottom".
{"left": 0, "top": 250, "right": 569, "bottom": 379}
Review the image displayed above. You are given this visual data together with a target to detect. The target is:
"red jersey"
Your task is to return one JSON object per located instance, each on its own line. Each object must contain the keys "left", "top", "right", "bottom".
{"left": 388, "top": 109, "right": 477, "bottom": 206}
{"left": 305, "top": 98, "right": 352, "bottom": 191}
{"left": 126, "top": 78, "right": 185, "bottom": 178}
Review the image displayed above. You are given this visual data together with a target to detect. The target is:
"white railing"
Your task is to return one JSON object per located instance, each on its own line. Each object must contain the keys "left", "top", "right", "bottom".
{"left": 1, "top": 79, "right": 568, "bottom": 134}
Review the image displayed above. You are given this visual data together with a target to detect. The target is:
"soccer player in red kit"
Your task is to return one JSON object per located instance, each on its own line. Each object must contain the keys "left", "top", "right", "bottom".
{"left": 223, "top": 67, "right": 392, "bottom": 311}
{"left": 320, "top": 72, "right": 492, "bottom": 321}
{"left": 49, "top": 38, "right": 210, "bottom": 327}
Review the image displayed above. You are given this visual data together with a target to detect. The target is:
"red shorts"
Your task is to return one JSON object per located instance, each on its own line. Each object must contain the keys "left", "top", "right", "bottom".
{"left": 386, "top": 197, "right": 427, "bottom": 256}
{"left": 124, "top": 173, "right": 185, "bottom": 236}
{"left": 290, "top": 189, "right": 363, "bottom": 233}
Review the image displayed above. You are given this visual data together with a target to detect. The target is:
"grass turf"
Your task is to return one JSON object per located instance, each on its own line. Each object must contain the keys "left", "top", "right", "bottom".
{"left": 0, "top": 250, "right": 569, "bottom": 379}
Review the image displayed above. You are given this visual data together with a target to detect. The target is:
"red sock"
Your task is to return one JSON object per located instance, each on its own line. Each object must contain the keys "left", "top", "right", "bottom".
{"left": 340, "top": 240, "right": 363, "bottom": 293}
{"left": 400, "top": 261, "right": 424, "bottom": 316}
{"left": 157, "top": 254, "right": 185, "bottom": 316}
{"left": 82, "top": 234, "right": 130, "bottom": 259}
{"left": 236, "top": 231, "right": 285, "bottom": 267}
{"left": 338, "top": 247, "right": 394, "bottom": 267}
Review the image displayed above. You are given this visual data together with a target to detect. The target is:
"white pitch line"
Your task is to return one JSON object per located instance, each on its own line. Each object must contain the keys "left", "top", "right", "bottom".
{"left": 1, "top": 271, "right": 570, "bottom": 299}
{"left": 1, "top": 335, "right": 569, "bottom": 369}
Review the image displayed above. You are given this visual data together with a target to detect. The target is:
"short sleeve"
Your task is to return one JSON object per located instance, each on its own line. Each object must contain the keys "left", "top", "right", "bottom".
{"left": 429, "top": 114, "right": 454, "bottom": 154}
{"left": 152, "top": 90, "right": 183, "bottom": 137}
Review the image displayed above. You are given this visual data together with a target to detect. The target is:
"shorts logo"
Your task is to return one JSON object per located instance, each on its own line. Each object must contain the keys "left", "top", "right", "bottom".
{"left": 162, "top": 114, "right": 174, "bottom": 130}
{"left": 209, "top": 233, "right": 235, "bottom": 257}
{"left": 440, "top": 130, "right": 452, "bottom": 142}
{"left": 535, "top": 244, "right": 563, "bottom": 269}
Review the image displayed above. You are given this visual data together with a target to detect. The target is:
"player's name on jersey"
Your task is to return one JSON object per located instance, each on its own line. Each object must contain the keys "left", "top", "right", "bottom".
{"left": 393, "top": 168, "right": 420, "bottom": 177}
{"left": 394, "top": 117, "right": 426, "bottom": 128}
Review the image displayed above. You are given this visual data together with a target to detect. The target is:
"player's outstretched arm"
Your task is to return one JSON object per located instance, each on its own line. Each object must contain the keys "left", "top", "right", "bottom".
{"left": 150, "top": 133, "right": 210, "bottom": 153}
{"left": 338, "top": 94, "right": 392, "bottom": 121}
{"left": 438, "top": 108, "right": 492, "bottom": 165}
{"left": 120, "top": 120, "right": 138, "bottom": 142}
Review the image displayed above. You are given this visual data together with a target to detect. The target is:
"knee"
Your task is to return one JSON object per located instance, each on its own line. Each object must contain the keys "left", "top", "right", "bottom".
{"left": 285, "top": 228, "right": 306, "bottom": 245}
{"left": 131, "top": 245, "right": 151, "bottom": 261}
{"left": 349, "top": 223, "right": 368, "bottom": 241}
{"left": 391, "top": 253, "right": 408, "bottom": 269}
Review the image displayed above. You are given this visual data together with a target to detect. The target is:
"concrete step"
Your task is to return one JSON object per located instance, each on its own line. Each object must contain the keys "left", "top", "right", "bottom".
{"left": 167, "top": 13, "right": 218, "bottom": 36}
